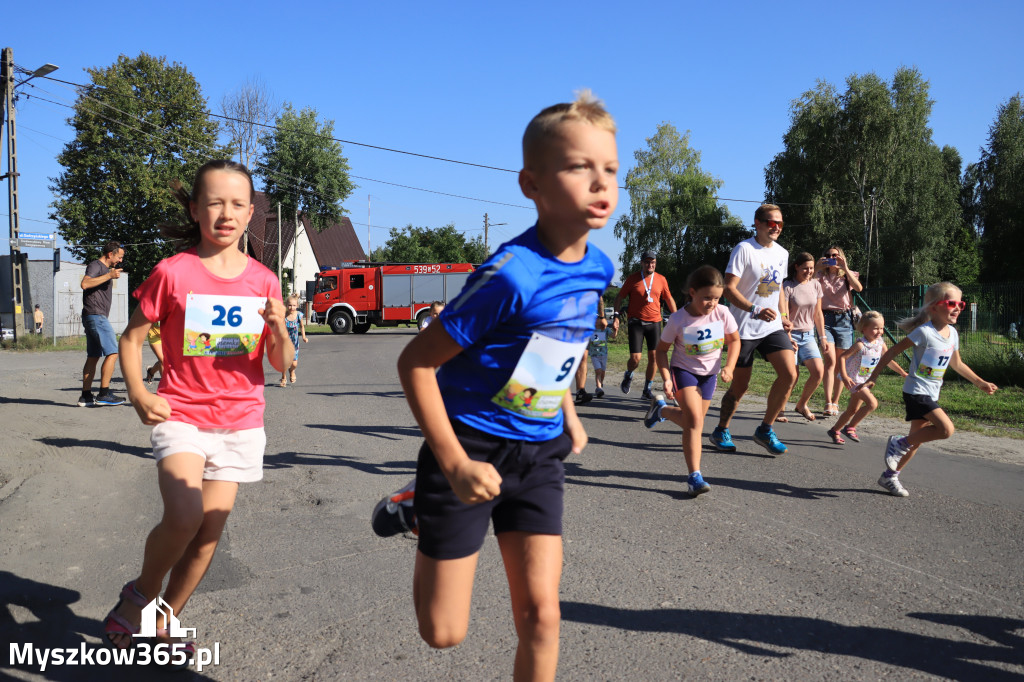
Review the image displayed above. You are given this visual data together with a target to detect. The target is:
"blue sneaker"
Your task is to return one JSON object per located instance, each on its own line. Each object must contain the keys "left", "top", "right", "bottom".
{"left": 640, "top": 387, "right": 655, "bottom": 401}
{"left": 620, "top": 371, "right": 633, "bottom": 394}
{"left": 94, "top": 390, "right": 125, "bottom": 407}
{"left": 643, "top": 395, "right": 667, "bottom": 429}
{"left": 754, "top": 424, "right": 787, "bottom": 454}
{"left": 708, "top": 426, "right": 736, "bottom": 452}
{"left": 687, "top": 471, "right": 711, "bottom": 496}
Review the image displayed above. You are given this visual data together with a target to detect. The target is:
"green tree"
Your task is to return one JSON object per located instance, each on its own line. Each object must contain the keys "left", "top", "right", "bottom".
{"left": 370, "top": 224, "right": 487, "bottom": 263}
{"left": 256, "top": 104, "right": 355, "bottom": 233}
{"left": 613, "top": 123, "right": 747, "bottom": 294}
{"left": 765, "top": 68, "right": 963, "bottom": 287}
{"left": 973, "top": 94, "right": 1024, "bottom": 281}
{"left": 49, "top": 52, "right": 223, "bottom": 281}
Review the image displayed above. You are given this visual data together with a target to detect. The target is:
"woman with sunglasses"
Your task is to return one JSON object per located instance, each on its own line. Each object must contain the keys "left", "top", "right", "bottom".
{"left": 816, "top": 246, "right": 863, "bottom": 416}
{"left": 860, "top": 282, "right": 998, "bottom": 497}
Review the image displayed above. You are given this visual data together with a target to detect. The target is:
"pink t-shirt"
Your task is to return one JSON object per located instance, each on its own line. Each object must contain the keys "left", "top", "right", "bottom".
{"left": 783, "top": 279, "right": 823, "bottom": 332}
{"left": 818, "top": 270, "right": 859, "bottom": 311}
{"left": 133, "top": 249, "right": 281, "bottom": 430}
{"left": 661, "top": 305, "right": 738, "bottom": 376}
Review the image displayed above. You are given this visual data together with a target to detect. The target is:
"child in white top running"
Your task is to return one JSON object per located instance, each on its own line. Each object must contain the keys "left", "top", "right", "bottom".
{"left": 827, "top": 311, "right": 907, "bottom": 444}
{"left": 643, "top": 265, "right": 740, "bottom": 496}
{"left": 861, "top": 282, "right": 998, "bottom": 497}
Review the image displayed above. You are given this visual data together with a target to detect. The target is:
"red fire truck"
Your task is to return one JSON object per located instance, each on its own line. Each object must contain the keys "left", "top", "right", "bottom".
{"left": 310, "top": 262, "right": 477, "bottom": 334}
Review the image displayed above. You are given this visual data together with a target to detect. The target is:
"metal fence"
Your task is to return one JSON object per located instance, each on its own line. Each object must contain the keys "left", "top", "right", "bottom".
{"left": 857, "top": 282, "right": 1024, "bottom": 387}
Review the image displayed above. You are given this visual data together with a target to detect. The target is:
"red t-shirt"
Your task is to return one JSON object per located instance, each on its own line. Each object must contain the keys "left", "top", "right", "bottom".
{"left": 621, "top": 271, "right": 672, "bottom": 321}
{"left": 133, "top": 249, "right": 281, "bottom": 430}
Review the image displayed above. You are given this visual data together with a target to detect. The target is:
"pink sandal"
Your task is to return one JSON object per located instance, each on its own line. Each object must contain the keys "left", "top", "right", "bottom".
{"left": 155, "top": 627, "right": 196, "bottom": 669}
{"left": 826, "top": 428, "right": 846, "bottom": 445}
{"left": 841, "top": 426, "right": 860, "bottom": 442}
{"left": 103, "top": 580, "right": 147, "bottom": 650}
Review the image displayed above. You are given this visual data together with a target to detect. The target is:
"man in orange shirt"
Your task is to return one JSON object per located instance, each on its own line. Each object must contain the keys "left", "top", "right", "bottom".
{"left": 613, "top": 250, "right": 677, "bottom": 399}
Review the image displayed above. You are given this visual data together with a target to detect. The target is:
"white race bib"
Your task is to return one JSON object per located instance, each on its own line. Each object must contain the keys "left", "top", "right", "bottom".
{"left": 492, "top": 333, "right": 588, "bottom": 418}
{"left": 682, "top": 321, "right": 725, "bottom": 356}
{"left": 858, "top": 354, "right": 879, "bottom": 377}
{"left": 916, "top": 348, "right": 951, "bottom": 381}
{"left": 183, "top": 294, "right": 266, "bottom": 357}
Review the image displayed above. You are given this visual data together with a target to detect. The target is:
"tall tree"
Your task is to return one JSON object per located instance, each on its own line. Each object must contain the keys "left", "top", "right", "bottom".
{"left": 49, "top": 52, "right": 223, "bottom": 280}
{"left": 974, "top": 94, "right": 1024, "bottom": 281}
{"left": 370, "top": 223, "right": 487, "bottom": 263}
{"left": 765, "top": 68, "right": 962, "bottom": 287}
{"left": 613, "top": 123, "right": 747, "bottom": 293}
{"left": 221, "top": 76, "right": 279, "bottom": 170}
{"left": 256, "top": 104, "right": 355, "bottom": 233}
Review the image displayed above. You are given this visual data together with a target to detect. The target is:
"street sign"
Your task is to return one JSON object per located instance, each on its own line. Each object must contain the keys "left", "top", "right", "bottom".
{"left": 11, "top": 237, "right": 55, "bottom": 249}
{"left": 19, "top": 231, "right": 53, "bottom": 240}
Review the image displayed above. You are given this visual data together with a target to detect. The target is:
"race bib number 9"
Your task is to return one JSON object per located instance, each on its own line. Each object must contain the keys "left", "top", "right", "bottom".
{"left": 916, "top": 348, "right": 950, "bottom": 381}
{"left": 683, "top": 321, "right": 725, "bottom": 356}
{"left": 492, "top": 333, "right": 588, "bottom": 419}
{"left": 183, "top": 294, "right": 267, "bottom": 357}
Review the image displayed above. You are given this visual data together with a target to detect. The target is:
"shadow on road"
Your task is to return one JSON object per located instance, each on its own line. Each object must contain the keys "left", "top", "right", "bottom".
{"left": 711, "top": 476, "right": 877, "bottom": 500}
{"left": 565, "top": 461, "right": 687, "bottom": 499}
{"left": 37, "top": 437, "right": 150, "bottom": 460}
{"left": 0, "top": 396, "right": 78, "bottom": 408}
{"left": 265, "top": 450, "right": 415, "bottom": 475}
{"left": 560, "top": 601, "right": 1024, "bottom": 680}
{"left": 306, "top": 423, "right": 422, "bottom": 441}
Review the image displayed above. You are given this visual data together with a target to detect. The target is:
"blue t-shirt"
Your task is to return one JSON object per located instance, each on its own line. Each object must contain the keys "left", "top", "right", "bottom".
{"left": 438, "top": 225, "right": 614, "bottom": 440}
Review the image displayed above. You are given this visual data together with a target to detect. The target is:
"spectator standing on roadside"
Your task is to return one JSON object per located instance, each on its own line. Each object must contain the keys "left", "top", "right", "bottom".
{"left": 708, "top": 204, "right": 796, "bottom": 455}
{"left": 816, "top": 246, "right": 863, "bottom": 417}
{"left": 614, "top": 250, "right": 677, "bottom": 400}
{"left": 574, "top": 307, "right": 611, "bottom": 403}
{"left": 33, "top": 305, "right": 44, "bottom": 334}
{"left": 78, "top": 241, "right": 126, "bottom": 407}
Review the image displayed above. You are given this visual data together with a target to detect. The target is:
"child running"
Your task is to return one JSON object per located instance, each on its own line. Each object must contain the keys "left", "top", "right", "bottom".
{"left": 280, "top": 293, "right": 308, "bottom": 386}
{"left": 643, "top": 265, "right": 740, "bottom": 496}
{"left": 107, "top": 160, "right": 292, "bottom": 662}
{"left": 372, "top": 91, "right": 617, "bottom": 680}
{"left": 826, "top": 311, "right": 908, "bottom": 444}
{"left": 145, "top": 322, "right": 163, "bottom": 386}
{"left": 781, "top": 251, "right": 828, "bottom": 422}
{"left": 861, "top": 282, "right": 997, "bottom": 496}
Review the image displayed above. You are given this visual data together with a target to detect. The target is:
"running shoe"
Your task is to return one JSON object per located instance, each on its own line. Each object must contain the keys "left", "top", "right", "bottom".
{"left": 841, "top": 426, "right": 860, "bottom": 442}
{"left": 594, "top": 388, "right": 605, "bottom": 398}
{"left": 77, "top": 391, "right": 95, "bottom": 407}
{"left": 371, "top": 480, "right": 418, "bottom": 537}
{"left": 708, "top": 426, "right": 736, "bottom": 452}
{"left": 753, "top": 424, "right": 788, "bottom": 454}
{"left": 94, "top": 390, "right": 126, "bottom": 407}
{"left": 640, "top": 387, "right": 655, "bottom": 401}
{"left": 687, "top": 471, "right": 711, "bottom": 496}
{"left": 877, "top": 472, "right": 909, "bottom": 497}
{"left": 643, "top": 395, "right": 667, "bottom": 429}
{"left": 884, "top": 435, "right": 907, "bottom": 472}
{"left": 826, "top": 428, "right": 846, "bottom": 445}
{"left": 575, "top": 389, "right": 592, "bottom": 405}
{"left": 620, "top": 371, "right": 633, "bottom": 394}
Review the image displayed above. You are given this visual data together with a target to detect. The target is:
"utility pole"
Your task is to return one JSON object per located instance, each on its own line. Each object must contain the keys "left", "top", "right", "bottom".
{"left": 483, "top": 213, "right": 506, "bottom": 254}
{"left": 367, "top": 194, "right": 371, "bottom": 260}
{"left": 277, "top": 202, "right": 282, "bottom": 283}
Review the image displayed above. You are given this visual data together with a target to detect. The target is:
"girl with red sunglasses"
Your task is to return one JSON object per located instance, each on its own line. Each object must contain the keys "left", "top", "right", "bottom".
{"left": 860, "top": 282, "right": 998, "bottom": 497}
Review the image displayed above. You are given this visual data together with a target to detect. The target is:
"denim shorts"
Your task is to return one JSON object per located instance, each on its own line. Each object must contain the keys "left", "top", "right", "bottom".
{"left": 791, "top": 330, "right": 822, "bottom": 364}
{"left": 83, "top": 314, "right": 118, "bottom": 358}
{"left": 823, "top": 310, "right": 854, "bottom": 348}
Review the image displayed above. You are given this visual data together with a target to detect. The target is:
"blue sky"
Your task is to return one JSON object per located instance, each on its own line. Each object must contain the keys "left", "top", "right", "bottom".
{"left": 6, "top": 1, "right": 1022, "bottom": 282}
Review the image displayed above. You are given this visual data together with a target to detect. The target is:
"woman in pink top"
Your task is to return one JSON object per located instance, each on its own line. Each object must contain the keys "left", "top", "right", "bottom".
{"left": 782, "top": 252, "right": 829, "bottom": 421}
{"left": 816, "top": 245, "right": 863, "bottom": 416}
{"left": 642, "top": 266, "right": 739, "bottom": 496}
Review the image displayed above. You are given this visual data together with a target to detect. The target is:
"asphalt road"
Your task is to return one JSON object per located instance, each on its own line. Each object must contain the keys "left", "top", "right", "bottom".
{"left": 1, "top": 330, "right": 1022, "bottom": 681}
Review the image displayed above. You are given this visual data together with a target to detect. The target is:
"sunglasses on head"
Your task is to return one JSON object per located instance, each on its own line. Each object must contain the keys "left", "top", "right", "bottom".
{"left": 934, "top": 300, "right": 966, "bottom": 311}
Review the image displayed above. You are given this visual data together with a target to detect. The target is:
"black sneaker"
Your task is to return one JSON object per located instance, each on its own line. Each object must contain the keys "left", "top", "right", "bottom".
{"left": 371, "top": 480, "right": 417, "bottom": 537}
{"left": 77, "top": 391, "right": 95, "bottom": 407}
{"left": 575, "top": 389, "right": 592, "bottom": 405}
{"left": 94, "top": 390, "right": 126, "bottom": 407}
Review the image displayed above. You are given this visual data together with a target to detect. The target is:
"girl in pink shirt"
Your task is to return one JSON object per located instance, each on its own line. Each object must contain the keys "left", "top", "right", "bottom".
{"left": 643, "top": 266, "right": 739, "bottom": 496}
{"left": 105, "top": 161, "right": 292, "bottom": 665}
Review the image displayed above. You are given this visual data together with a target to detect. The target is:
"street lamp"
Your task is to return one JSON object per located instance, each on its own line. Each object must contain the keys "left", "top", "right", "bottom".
{"left": 3, "top": 48, "right": 58, "bottom": 341}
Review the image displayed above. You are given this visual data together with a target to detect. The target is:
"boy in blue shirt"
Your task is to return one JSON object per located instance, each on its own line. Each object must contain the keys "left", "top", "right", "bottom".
{"left": 372, "top": 91, "right": 617, "bottom": 680}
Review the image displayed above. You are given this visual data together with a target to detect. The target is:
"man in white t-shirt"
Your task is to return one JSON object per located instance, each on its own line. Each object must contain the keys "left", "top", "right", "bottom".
{"left": 708, "top": 204, "right": 797, "bottom": 455}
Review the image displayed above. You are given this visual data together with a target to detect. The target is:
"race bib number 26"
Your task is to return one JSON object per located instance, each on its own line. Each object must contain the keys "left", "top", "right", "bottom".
{"left": 183, "top": 294, "right": 266, "bottom": 357}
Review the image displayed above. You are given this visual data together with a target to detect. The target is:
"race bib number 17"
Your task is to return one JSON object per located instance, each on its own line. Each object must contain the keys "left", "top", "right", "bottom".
{"left": 183, "top": 294, "right": 266, "bottom": 357}
{"left": 916, "top": 348, "right": 950, "bottom": 381}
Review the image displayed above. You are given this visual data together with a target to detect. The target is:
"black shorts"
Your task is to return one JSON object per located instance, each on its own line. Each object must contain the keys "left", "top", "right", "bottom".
{"left": 628, "top": 318, "right": 662, "bottom": 354}
{"left": 414, "top": 421, "right": 570, "bottom": 560}
{"left": 736, "top": 330, "right": 794, "bottom": 368}
{"left": 903, "top": 392, "right": 941, "bottom": 422}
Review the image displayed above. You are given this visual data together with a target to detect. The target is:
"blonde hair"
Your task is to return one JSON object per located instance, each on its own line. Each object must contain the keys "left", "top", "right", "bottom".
{"left": 286, "top": 294, "right": 300, "bottom": 306}
{"left": 822, "top": 245, "right": 851, "bottom": 278}
{"left": 897, "top": 282, "right": 962, "bottom": 333}
{"left": 522, "top": 89, "right": 616, "bottom": 169}
{"left": 856, "top": 310, "right": 884, "bottom": 333}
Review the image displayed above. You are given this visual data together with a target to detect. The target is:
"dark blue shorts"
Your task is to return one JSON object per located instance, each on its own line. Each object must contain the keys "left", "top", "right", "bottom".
{"left": 672, "top": 366, "right": 718, "bottom": 401}
{"left": 415, "top": 421, "right": 570, "bottom": 560}
{"left": 903, "top": 392, "right": 941, "bottom": 422}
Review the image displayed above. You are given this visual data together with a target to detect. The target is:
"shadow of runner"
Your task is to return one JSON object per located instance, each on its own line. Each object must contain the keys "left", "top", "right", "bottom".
{"left": 560, "top": 601, "right": 1024, "bottom": 679}
{"left": 264, "top": 450, "right": 416, "bottom": 474}
{"left": 710, "top": 476, "right": 877, "bottom": 500}
{"left": 36, "top": 437, "right": 150, "bottom": 460}
{"left": 306, "top": 423, "right": 422, "bottom": 441}
{"left": 1, "top": 571, "right": 218, "bottom": 681}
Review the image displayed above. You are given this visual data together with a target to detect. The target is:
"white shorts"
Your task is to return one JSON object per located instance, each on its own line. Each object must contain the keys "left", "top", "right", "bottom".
{"left": 591, "top": 355, "right": 607, "bottom": 371}
{"left": 151, "top": 421, "right": 266, "bottom": 483}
